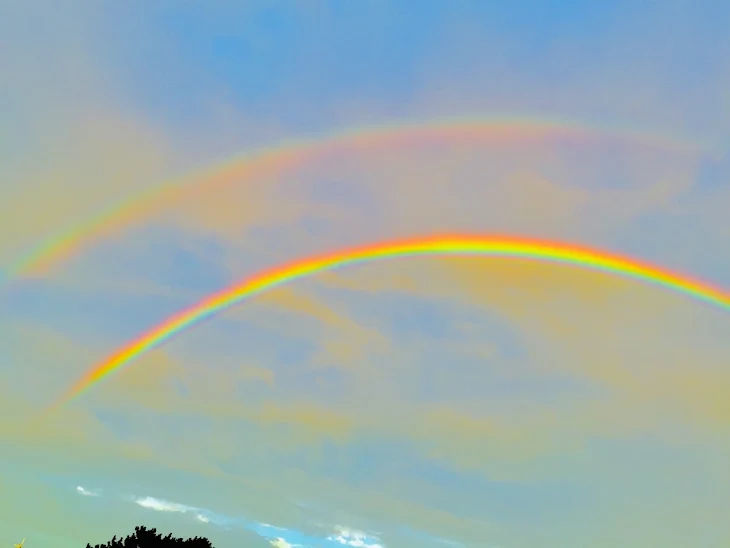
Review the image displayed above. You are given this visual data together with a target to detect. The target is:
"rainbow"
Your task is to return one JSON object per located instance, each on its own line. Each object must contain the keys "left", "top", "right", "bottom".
{"left": 50, "top": 234, "right": 730, "bottom": 410}
{"left": 1, "top": 115, "right": 711, "bottom": 287}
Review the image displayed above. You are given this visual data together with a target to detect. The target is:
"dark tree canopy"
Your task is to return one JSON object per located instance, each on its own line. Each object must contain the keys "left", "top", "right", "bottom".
{"left": 86, "top": 525, "right": 213, "bottom": 548}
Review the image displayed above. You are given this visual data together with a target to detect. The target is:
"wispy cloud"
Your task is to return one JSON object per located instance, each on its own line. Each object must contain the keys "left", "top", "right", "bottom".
{"left": 3, "top": 3, "right": 729, "bottom": 547}
{"left": 133, "top": 496, "right": 191, "bottom": 513}
{"left": 327, "top": 527, "right": 384, "bottom": 548}
{"left": 76, "top": 485, "right": 100, "bottom": 497}
{"left": 269, "top": 539, "right": 296, "bottom": 548}
{"left": 123, "top": 492, "right": 389, "bottom": 548}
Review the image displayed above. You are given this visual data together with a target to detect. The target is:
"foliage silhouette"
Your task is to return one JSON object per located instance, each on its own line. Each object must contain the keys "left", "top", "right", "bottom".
{"left": 86, "top": 525, "right": 213, "bottom": 548}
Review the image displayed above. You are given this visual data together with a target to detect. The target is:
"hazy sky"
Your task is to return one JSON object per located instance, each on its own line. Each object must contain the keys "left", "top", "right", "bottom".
{"left": 2, "top": 2, "right": 730, "bottom": 547}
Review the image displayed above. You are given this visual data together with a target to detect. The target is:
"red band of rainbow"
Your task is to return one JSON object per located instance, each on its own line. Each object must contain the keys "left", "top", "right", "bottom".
{"left": 48, "top": 234, "right": 730, "bottom": 412}
{"left": 3, "top": 116, "right": 710, "bottom": 288}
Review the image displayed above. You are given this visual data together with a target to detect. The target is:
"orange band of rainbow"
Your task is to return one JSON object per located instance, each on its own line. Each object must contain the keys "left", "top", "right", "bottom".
{"left": 4, "top": 116, "right": 710, "bottom": 288}
{"left": 49, "top": 234, "right": 730, "bottom": 411}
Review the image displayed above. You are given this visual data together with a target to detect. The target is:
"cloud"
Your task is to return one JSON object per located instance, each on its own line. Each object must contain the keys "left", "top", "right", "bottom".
{"left": 270, "top": 539, "right": 296, "bottom": 548}
{"left": 3, "top": 4, "right": 728, "bottom": 547}
{"left": 224, "top": 284, "right": 391, "bottom": 373}
{"left": 127, "top": 495, "right": 235, "bottom": 529}
{"left": 89, "top": 348, "right": 188, "bottom": 412}
{"left": 6, "top": 241, "right": 726, "bottom": 503}
{"left": 76, "top": 485, "right": 99, "bottom": 497}
{"left": 327, "top": 528, "right": 384, "bottom": 548}
{"left": 224, "top": 254, "right": 730, "bottom": 477}
{"left": 255, "top": 402, "right": 354, "bottom": 443}
{"left": 127, "top": 493, "right": 390, "bottom": 548}
{"left": 37, "top": 250, "right": 724, "bottom": 491}
{"left": 134, "top": 496, "right": 192, "bottom": 513}
{"left": 85, "top": 105, "right": 710, "bottom": 304}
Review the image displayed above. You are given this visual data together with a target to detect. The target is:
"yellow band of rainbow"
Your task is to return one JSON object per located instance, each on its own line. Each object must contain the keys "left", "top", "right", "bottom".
{"left": 49, "top": 234, "right": 730, "bottom": 411}
{"left": 3, "top": 115, "right": 711, "bottom": 288}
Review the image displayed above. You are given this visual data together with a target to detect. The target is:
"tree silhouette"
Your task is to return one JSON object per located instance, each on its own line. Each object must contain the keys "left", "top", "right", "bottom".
{"left": 86, "top": 525, "right": 213, "bottom": 548}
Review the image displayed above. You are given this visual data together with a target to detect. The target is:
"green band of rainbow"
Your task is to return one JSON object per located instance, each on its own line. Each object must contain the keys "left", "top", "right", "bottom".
{"left": 3, "top": 115, "right": 711, "bottom": 288}
{"left": 51, "top": 234, "right": 730, "bottom": 411}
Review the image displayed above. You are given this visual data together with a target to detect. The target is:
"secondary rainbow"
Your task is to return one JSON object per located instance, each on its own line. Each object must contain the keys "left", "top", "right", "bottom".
{"left": 50, "top": 234, "right": 730, "bottom": 410}
{"left": 2, "top": 115, "right": 711, "bottom": 288}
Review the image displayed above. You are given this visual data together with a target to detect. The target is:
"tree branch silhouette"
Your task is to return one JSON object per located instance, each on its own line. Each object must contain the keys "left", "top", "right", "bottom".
{"left": 86, "top": 525, "right": 213, "bottom": 548}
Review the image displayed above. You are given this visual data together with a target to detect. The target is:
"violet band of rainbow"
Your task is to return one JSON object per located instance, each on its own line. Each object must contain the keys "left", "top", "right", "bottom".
{"left": 3, "top": 115, "right": 712, "bottom": 288}
{"left": 49, "top": 234, "right": 730, "bottom": 411}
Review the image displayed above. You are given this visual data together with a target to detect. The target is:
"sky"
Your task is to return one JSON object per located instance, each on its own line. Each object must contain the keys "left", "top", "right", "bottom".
{"left": 1, "top": 1, "right": 730, "bottom": 547}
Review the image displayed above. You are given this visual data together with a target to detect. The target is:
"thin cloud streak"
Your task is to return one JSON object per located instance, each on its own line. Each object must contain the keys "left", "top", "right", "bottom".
{"left": 113, "top": 490, "right": 390, "bottom": 548}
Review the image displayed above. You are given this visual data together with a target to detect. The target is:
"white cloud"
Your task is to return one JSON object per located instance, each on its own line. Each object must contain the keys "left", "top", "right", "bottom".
{"left": 132, "top": 496, "right": 224, "bottom": 528}
{"left": 122, "top": 492, "right": 398, "bottom": 548}
{"left": 75, "top": 485, "right": 99, "bottom": 497}
{"left": 270, "top": 539, "right": 297, "bottom": 548}
{"left": 134, "top": 496, "right": 193, "bottom": 513}
{"left": 327, "top": 528, "right": 384, "bottom": 548}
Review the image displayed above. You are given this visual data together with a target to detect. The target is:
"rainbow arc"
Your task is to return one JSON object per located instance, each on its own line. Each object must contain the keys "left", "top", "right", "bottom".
{"left": 47, "top": 234, "right": 730, "bottom": 412}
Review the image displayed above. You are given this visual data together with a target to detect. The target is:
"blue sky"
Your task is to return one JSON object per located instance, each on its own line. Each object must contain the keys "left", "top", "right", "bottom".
{"left": 2, "top": 1, "right": 730, "bottom": 547}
